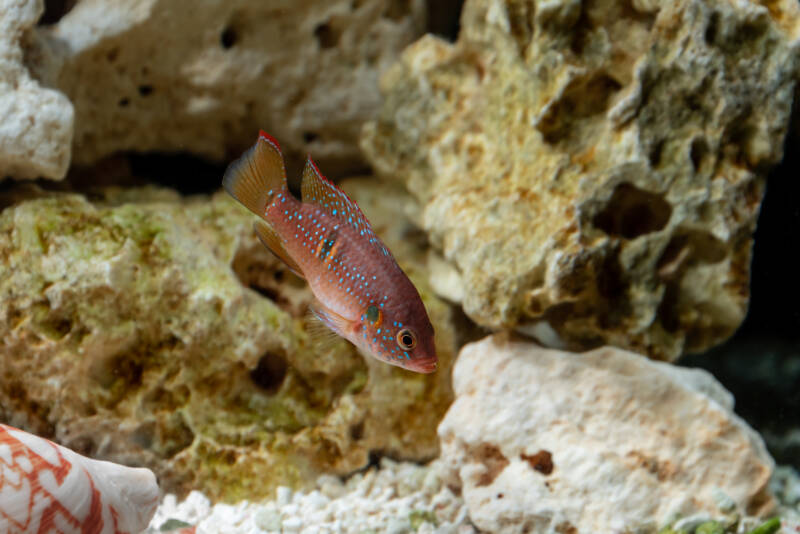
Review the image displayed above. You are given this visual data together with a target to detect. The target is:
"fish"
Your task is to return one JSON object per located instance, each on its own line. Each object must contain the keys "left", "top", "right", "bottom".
{"left": 222, "top": 131, "right": 437, "bottom": 373}
{"left": 0, "top": 424, "right": 159, "bottom": 534}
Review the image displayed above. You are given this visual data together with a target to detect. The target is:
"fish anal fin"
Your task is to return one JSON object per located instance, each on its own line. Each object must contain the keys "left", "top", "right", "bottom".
{"left": 310, "top": 300, "right": 355, "bottom": 338}
{"left": 253, "top": 221, "right": 305, "bottom": 279}
{"left": 222, "top": 132, "right": 288, "bottom": 217}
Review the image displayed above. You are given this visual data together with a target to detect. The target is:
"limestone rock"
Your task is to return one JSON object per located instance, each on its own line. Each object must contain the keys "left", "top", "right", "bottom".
{"left": 361, "top": 0, "right": 800, "bottom": 360}
{"left": 29, "top": 0, "right": 425, "bottom": 175}
{"left": 438, "top": 335, "right": 775, "bottom": 534}
{"left": 0, "top": 179, "right": 456, "bottom": 502}
{"left": 0, "top": 0, "right": 73, "bottom": 180}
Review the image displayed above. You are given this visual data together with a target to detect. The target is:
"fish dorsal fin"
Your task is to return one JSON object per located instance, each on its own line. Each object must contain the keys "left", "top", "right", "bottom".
{"left": 300, "top": 156, "right": 390, "bottom": 256}
{"left": 222, "top": 131, "right": 287, "bottom": 218}
{"left": 253, "top": 221, "right": 305, "bottom": 279}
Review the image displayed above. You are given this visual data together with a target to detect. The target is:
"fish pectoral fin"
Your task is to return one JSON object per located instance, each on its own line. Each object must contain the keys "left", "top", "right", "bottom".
{"left": 253, "top": 221, "right": 305, "bottom": 279}
{"left": 310, "top": 300, "right": 355, "bottom": 338}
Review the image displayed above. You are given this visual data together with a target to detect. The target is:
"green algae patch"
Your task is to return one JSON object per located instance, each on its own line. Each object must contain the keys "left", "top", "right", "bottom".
{"left": 746, "top": 518, "right": 781, "bottom": 534}
{"left": 696, "top": 521, "right": 725, "bottom": 534}
{"left": 409, "top": 509, "right": 438, "bottom": 530}
{"left": 0, "top": 185, "right": 458, "bottom": 502}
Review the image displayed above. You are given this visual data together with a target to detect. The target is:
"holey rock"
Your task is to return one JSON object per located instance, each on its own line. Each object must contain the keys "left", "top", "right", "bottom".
{"left": 27, "top": 0, "right": 425, "bottom": 175}
{"left": 361, "top": 0, "right": 800, "bottom": 360}
{"left": 0, "top": 181, "right": 456, "bottom": 502}
{"left": 0, "top": 0, "right": 73, "bottom": 180}
{"left": 438, "top": 335, "right": 775, "bottom": 534}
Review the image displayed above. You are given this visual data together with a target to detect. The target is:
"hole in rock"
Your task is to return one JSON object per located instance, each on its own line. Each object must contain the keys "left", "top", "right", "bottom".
{"left": 384, "top": 0, "right": 412, "bottom": 21}
{"left": 314, "top": 21, "right": 341, "bottom": 49}
{"left": 648, "top": 139, "right": 665, "bottom": 168}
{"left": 426, "top": 0, "right": 463, "bottom": 41}
{"left": 250, "top": 352, "right": 288, "bottom": 393}
{"left": 738, "top": 18, "right": 768, "bottom": 43}
{"left": 131, "top": 421, "right": 156, "bottom": 450}
{"left": 303, "top": 132, "right": 319, "bottom": 144}
{"left": 690, "top": 137, "right": 710, "bottom": 171}
{"left": 656, "top": 282, "right": 680, "bottom": 334}
{"left": 138, "top": 85, "right": 154, "bottom": 97}
{"left": 657, "top": 229, "right": 727, "bottom": 279}
{"left": 106, "top": 48, "right": 120, "bottom": 63}
{"left": 39, "top": 0, "right": 77, "bottom": 25}
{"left": 128, "top": 152, "right": 227, "bottom": 195}
{"left": 597, "top": 251, "right": 626, "bottom": 302}
{"left": 349, "top": 421, "right": 365, "bottom": 441}
{"left": 251, "top": 284, "right": 280, "bottom": 302}
{"left": 118, "top": 97, "right": 130, "bottom": 107}
{"left": 367, "top": 450, "right": 382, "bottom": 468}
{"left": 508, "top": 1, "right": 534, "bottom": 56}
{"left": 537, "top": 74, "right": 622, "bottom": 143}
{"left": 160, "top": 415, "right": 196, "bottom": 458}
{"left": 220, "top": 26, "right": 237, "bottom": 49}
{"left": 521, "top": 449, "right": 554, "bottom": 475}
{"left": 593, "top": 183, "right": 672, "bottom": 239}
{"left": 705, "top": 11, "right": 720, "bottom": 44}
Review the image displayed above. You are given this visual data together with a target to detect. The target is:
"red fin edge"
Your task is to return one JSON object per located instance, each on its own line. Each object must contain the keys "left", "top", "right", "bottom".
{"left": 259, "top": 130, "right": 282, "bottom": 152}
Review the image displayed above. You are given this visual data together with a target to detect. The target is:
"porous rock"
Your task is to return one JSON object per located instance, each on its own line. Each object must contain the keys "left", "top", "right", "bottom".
{"left": 0, "top": 179, "right": 456, "bottom": 502}
{"left": 0, "top": 0, "right": 73, "bottom": 180}
{"left": 438, "top": 334, "right": 775, "bottom": 533}
{"left": 29, "top": 0, "right": 425, "bottom": 175}
{"left": 361, "top": 0, "right": 800, "bottom": 360}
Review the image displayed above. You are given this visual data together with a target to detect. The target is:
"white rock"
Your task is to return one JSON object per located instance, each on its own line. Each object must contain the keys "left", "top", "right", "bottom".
{"left": 0, "top": 0, "right": 73, "bottom": 180}
{"left": 32, "top": 0, "right": 425, "bottom": 173}
{"left": 438, "top": 334, "right": 776, "bottom": 534}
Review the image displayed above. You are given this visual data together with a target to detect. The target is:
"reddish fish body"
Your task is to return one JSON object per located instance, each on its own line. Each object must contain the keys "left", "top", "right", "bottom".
{"left": 223, "top": 132, "right": 436, "bottom": 373}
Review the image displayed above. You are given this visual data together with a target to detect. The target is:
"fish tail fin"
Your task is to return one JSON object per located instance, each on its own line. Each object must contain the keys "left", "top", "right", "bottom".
{"left": 222, "top": 130, "right": 287, "bottom": 217}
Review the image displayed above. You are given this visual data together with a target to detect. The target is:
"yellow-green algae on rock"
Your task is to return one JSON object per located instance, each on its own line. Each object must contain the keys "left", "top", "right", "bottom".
{"left": 0, "top": 182, "right": 456, "bottom": 501}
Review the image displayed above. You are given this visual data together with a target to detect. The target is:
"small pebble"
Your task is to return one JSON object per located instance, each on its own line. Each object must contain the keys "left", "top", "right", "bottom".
{"left": 711, "top": 487, "right": 737, "bottom": 513}
{"left": 276, "top": 486, "right": 292, "bottom": 505}
{"left": 254, "top": 507, "right": 281, "bottom": 531}
{"left": 282, "top": 516, "right": 303, "bottom": 531}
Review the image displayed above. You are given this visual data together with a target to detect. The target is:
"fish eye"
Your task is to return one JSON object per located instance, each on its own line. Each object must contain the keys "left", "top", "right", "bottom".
{"left": 396, "top": 329, "right": 416, "bottom": 350}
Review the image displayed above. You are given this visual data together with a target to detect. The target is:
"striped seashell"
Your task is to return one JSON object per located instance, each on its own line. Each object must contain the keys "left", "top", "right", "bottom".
{"left": 0, "top": 424, "right": 159, "bottom": 533}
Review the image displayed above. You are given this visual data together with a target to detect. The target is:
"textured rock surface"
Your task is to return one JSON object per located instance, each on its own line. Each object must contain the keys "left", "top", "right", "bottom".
{"left": 0, "top": 179, "right": 456, "bottom": 502}
{"left": 28, "top": 0, "right": 425, "bottom": 175}
{"left": 438, "top": 335, "right": 775, "bottom": 534}
{"left": 361, "top": 0, "right": 800, "bottom": 360}
{"left": 0, "top": 0, "right": 73, "bottom": 180}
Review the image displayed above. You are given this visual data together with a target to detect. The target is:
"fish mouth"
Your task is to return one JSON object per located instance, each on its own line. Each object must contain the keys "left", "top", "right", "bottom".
{"left": 411, "top": 358, "right": 438, "bottom": 374}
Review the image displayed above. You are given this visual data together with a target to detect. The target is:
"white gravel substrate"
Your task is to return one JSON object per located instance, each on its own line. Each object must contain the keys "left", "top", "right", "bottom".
{"left": 146, "top": 460, "right": 800, "bottom": 534}
{"left": 145, "top": 459, "right": 474, "bottom": 534}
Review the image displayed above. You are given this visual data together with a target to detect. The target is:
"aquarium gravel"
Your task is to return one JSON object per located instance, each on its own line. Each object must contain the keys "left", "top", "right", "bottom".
{"left": 146, "top": 462, "right": 800, "bottom": 534}
{"left": 146, "top": 459, "right": 474, "bottom": 533}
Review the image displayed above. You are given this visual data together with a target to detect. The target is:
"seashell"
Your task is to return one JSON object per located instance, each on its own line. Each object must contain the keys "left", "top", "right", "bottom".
{"left": 0, "top": 424, "right": 159, "bottom": 533}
